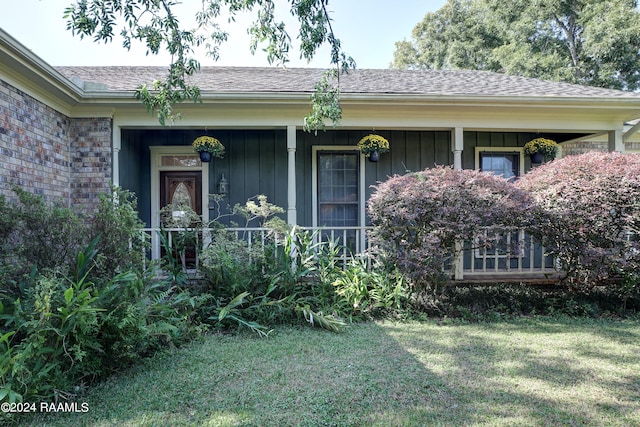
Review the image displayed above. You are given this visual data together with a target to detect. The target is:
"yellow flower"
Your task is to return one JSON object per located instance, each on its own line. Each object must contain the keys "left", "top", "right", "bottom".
{"left": 192, "top": 136, "right": 225, "bottom": 158}
{"left": 523, "top": 138, "right": 558, "bottom": 160}
{"left": 357, "top": 134, "right": 390, "bottom": 155}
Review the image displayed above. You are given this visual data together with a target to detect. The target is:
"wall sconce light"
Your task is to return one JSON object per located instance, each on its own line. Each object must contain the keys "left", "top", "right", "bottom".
{"left": 217, "top": 173, "right": 228, "bottom": 195}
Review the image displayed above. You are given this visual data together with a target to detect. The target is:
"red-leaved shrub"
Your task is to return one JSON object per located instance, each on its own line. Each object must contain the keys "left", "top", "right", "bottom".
{"left": 368, "top": 166, "right": 535, "bottom": 290}
{"left": 516, "top": 152, "right": 640, "bottom": 287}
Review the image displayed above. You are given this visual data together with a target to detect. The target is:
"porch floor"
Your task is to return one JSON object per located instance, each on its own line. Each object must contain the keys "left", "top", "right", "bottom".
{"left": 450, "top": 272, "right": 565, "bottom": 286}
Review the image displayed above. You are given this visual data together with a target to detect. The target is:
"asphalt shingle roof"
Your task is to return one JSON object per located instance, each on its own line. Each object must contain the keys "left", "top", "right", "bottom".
{"left": 54, "top": 66, "right": 640, "bottom": 99}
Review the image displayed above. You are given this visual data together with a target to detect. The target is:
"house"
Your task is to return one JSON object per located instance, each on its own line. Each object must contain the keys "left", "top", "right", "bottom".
{"left": 3, "top": 27, "right": 640, "bottom": 280}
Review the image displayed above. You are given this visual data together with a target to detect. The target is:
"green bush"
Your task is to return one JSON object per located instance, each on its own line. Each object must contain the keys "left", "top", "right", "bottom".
{"left": 90, "top": 186, "right": 147, "bottom": 280}
{"left": 199, "top": 229, "right": 267, "bottom": 297}
{"left": 0, "top": 187, "right": 85, "bottom": 288}
{"left": 0, "top": 192, "right": 205, "bottom": 407}
{"left": 333, "top": 260, "right": 409, "bottom": 320}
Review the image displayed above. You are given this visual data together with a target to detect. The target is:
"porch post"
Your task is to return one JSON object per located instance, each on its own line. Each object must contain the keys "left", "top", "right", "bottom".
{"left": 608, "top": 130, "right": 625, "bottom": 152}
{"left": 452, "top": 127, "right": 464, "bottom": 171}
{"left": 287, "top": 125, "right": 297, "bottom": 226}
{"left": 112, "top": 121, "right": 121, "bottom": 186}
{"left": 452, "top": 127, "right": 464, "bottom": 280}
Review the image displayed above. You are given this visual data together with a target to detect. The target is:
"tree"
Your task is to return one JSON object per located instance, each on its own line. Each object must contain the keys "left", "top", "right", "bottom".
{"left": 64, "top": 0, "right": 354, "bottom": 128}
{"left": 393, "top": 0, "right": 640, "bottom": 91}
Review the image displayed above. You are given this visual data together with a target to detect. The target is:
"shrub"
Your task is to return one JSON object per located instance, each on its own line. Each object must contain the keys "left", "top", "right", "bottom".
{"left": 368, "top": 167, "right": 535, "bottom": 292}
{"left": 516, "top": 152, "right": 640, "bottom": 288}
{"left": 1, "top": 187, "right": 85, "bottom": 280}
{"left": 90, "top": 186, "right": 147, "bottom": 279}
{"left": 332, "top": 260, "right": 409, "bottom": 319}
{"left": 1, "top": 243, "right": 202, "bottom": 406}
{"left": 199, "top": 229, "right": 267, "bottom": 297}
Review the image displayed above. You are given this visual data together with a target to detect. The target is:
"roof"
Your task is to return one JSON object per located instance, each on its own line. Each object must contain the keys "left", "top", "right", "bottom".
{"left": 54, "top": 66, "right": 640, "bottom": 99}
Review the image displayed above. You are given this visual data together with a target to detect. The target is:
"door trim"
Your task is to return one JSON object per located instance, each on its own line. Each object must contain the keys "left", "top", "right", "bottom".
{"left": 311, "top": 146, "right": 366, "bottom": 228}
{"left": 150, "top": 146, "right": 209, "bottom": 259}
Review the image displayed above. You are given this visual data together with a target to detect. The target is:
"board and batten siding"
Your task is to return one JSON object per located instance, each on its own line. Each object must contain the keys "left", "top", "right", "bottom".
{"left": 463, "top": 131, "right": 538, "bottom": 172}
{"left": 120, "top": 129, "right": 545, "bottom": 228}
{"left": 296, "top": 130, "right": 452, "bottom": 226}
{"left": 120, "top": 129, "right": 288, "bottom": 227}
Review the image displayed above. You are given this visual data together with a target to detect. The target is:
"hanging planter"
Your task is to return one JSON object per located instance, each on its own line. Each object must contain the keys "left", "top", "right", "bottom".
{"left": 530, "top": 152, "right": 545, "bottom": 164}
{"left": 192, "top": 135, "right": 225, "bottom": 162}
{"left": 199, "top": 151, "right": 212, "bottom": 162}
{"left": 524, "top": 137, "right": 558, "bottom": 163}
{"left": 358, "top": 133, "right": 389, "bottom": 162}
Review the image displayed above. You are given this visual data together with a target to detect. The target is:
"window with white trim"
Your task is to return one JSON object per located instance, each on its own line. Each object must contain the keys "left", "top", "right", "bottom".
{"left": 317, "top": 152, "right": 359, "bottom": 227}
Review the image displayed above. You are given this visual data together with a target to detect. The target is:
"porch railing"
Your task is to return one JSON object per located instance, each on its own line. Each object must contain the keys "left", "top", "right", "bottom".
{"left": 139, "top": 226, "right": 560, "bottom": 280}
{"left": 458, "top": 227, "right": 559, "bottom": 279}
{"left": 139, "top": 226, "right": 374, "bottom": 270}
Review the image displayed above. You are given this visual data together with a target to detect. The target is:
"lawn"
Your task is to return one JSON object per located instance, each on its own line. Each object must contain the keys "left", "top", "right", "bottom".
{"left": 21, "top": 317, "right": 640, "bottom": 426}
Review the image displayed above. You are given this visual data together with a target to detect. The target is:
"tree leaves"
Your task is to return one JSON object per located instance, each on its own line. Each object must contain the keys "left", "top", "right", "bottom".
{"left": 64, "top": 0, "right": 355, "bottom": 129}
{"left": 393, "top": 0, "right": 640, "bottom": 91}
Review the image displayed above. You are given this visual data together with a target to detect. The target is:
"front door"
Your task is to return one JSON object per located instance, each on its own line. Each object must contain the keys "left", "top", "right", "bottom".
{"left": 160, "top": 171, "right": 202, "bottom": 266}
{"left": 160, "top": 171, "right": 202, "bottom": 219}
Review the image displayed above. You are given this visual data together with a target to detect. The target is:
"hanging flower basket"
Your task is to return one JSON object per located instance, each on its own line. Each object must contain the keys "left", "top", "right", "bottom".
{"left": 192, "top": 136, "right": 225, "bottom": 162}
{"left": 358, "top": 134, "right": 389, "bottom": 162}
{"left": 524, "top": 137, "right": 558, "bottom": 163}
{"left": 199, "top": 151, "right": 212, "bottom": 162}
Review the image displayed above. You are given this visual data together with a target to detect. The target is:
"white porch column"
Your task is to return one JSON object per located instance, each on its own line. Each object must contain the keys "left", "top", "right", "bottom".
{"left": 112, "top": 121, "right": 121, "bottom": 186}
{"left": 608, "top": 130, "right": 625, "bottom": 152}
{"left": 452, "top": 127, "right": 464, "bottom": 170}
{"left": 452, "top": 127, "right": 464, "bottom": 280}
{"left": 286, "top": 125, "right": 297, "bottom": 226}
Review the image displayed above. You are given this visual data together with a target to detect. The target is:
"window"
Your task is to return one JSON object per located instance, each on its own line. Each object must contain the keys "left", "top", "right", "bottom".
{"left": 475, "top": 147, "right": 525, "bottom": 179}
{"left": 317, "top": 152, "right": 359, "bottom": 227}
{"left": 480, "top": 152, "right": 520, "bottom": 180}
{"left": 312, "top": 147, "right": 365, "bottom": 253}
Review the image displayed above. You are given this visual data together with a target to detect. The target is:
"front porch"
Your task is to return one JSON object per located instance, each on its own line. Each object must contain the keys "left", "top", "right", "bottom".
{"left": 141, "top": 225, "right": 562, "bottom": 283}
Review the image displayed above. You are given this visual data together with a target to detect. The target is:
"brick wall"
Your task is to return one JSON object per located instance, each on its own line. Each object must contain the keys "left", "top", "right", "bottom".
{"left": 0, "top": 80, "right": 112, "bottom": 215}
{"left": 0, "top": 80, "right": 72, "bottom": 204}
{"left": 561, "top": 140, "right": 640, "bottom": 156}
{"left": 561, "top": 140, "right": 608, "bottom": 157}
{"left": 70, "top": 118, "right": 112, "bottom": 215}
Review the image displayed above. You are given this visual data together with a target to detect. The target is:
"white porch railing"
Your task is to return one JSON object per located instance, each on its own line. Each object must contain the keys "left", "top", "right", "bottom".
{"left": 459, "top": 228, "right": 559, "bottom": 279}
{"left": 138, "top": 226, "right": 560, "bottom": 280}
{"left": 140, "top": 226, "right": 374, "bottom": 270}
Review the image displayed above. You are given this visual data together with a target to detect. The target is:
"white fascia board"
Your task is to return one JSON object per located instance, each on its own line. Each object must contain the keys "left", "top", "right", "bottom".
{"left": 64, "top": 88, "right": 640, "bottom": 129}
{"left": 0, "top": 29, "right": 84, "bottom": 115}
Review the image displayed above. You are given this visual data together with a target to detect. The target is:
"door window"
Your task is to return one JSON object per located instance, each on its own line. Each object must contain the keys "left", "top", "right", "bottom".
{"left": 317, "top": 152, "right": 359, "bottom": 227}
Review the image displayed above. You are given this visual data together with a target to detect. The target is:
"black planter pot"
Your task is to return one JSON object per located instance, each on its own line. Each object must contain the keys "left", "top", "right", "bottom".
{"left": 369, "top": 150, "right": 380, "bottom": 162}
{"left": 199, "top": 151, "right": 212, "bottom": 162}
{"left": 530, "top": 152, "right": 545, "bottom": 164}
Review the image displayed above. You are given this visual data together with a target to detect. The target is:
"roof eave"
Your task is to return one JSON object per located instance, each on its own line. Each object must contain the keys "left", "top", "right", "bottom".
{"left": 0, "top": 28, "right": 85, "bottom": 112}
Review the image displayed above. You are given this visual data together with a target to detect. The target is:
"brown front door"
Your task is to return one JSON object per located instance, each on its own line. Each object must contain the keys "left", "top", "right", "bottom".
{"left": 160, "top": 171, "right": 202, "bottom": 218}
{"left": 160, "top": 171, "right": 202, "bottom": 267}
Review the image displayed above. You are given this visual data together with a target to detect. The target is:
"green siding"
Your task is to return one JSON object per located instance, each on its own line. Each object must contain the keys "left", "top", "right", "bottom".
{"left": 120, "top": 128, "right": 541, "bottom": 228}
{"left": 297, "top": 130, "right": 451, "bottom": 226}
{"left": 463, "top": 131, "right": 537, "bottom": 171}
{"left": 120, "top": 129, "right": 287, "bottom": 227}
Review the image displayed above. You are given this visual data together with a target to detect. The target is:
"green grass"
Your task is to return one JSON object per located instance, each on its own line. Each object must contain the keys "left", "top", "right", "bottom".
{"left": 21, "top": 317, "right": 640, "bottom": 426}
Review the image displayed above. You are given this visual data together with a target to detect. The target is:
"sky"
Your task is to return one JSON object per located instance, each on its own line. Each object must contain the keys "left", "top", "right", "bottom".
{"left": 0, "top": 0, "right": 447, "bottom": 69}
